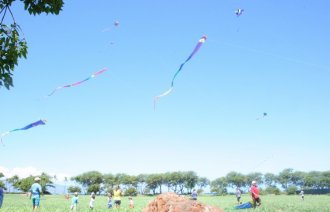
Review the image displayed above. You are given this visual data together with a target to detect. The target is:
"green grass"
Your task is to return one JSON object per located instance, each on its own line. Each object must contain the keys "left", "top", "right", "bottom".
{"left": 1, "top": 194, "right": 330, "bottom": 211}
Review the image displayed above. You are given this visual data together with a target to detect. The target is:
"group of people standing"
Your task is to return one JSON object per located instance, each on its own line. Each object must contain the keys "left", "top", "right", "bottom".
{"left": 70, "top": 185, "right": 134, "bottom": 211}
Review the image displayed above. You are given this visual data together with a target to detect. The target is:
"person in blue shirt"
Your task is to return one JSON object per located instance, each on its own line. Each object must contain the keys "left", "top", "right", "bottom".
{"left": 70, "top": 192, "right": 79, "bottom": 211}
{"left": 0, "top": 186, "right": 4, "bottom": 208}
{"left": 29, "top": 177, "right": 42, "bottom": 212}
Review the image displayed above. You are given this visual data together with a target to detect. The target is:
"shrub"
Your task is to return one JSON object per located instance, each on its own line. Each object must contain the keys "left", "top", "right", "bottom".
{"left": 287, "top": 186, "right": 297, "bottom": 195}
{"left": 125, "top": 187, "right": 138, "bottom": 196}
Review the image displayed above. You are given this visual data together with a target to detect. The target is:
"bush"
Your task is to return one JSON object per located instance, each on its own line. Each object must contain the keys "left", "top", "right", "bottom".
{"left": 125, "top": 187, "right": 138, "bottom": 196}
{"left": 287, "top": 186, "right": 297, "bottom": 195}
{"left": 265, "top": 186, "right": 281, "bottom": 195}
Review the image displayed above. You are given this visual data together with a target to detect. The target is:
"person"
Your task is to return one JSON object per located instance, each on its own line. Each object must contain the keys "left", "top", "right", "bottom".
{"left": 0, "top": 186, "right": 4, "bottom": 208}
{"left": 300, "top": 190, "right": 304, "bottom": 200}
{"left": 70, "top": 192, "right": 79, "bottom": 211}
{"left": 65, "top": 193, "right": 70, "bottom": 200}
{"left": 113, "top": 186, "right": 123, "bottom": 208}
{"left": 191, "top": 189, "right": 198, "bottom": 200}
{"left": 107, "top": 193, "right": 112, "bottom": 208}
{"left": 89, "top": 192, "right": 96, "bottom": 209}
{"left": 129, "top": 196, "right": 134, "bottom": 209}
{"left": 29, "top": 177, "right": 42, "bottom": 212}
{"left": 250, "top": 181, "right": 261, "bottom": 208}
{"left": 235, "top": 187, "right": 242, "bottom": 204}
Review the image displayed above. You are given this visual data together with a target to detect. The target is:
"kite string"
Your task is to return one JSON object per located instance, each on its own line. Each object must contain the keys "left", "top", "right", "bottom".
{"left": 219, "top": 41, "right": 330, "bottom": 71}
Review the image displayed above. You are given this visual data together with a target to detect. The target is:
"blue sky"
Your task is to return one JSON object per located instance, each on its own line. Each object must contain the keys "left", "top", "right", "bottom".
{"left": 1, "top": 0, "right": 330, "bottom": 181}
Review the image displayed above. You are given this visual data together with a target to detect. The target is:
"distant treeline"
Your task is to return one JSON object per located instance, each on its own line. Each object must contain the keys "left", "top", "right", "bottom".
{"left": 1, "top": 168, "right": 329, "bottom": 195}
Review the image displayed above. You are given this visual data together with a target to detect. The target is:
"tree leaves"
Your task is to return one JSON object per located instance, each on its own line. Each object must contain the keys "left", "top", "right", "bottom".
{"left": 0, "top": 23, "right": 28, "bottom": 89}
{"left": 0, "top": 0, "right": 64, "bottom": 89}
{"left": 22, "top": 0, "right": 64, "bottom": 15}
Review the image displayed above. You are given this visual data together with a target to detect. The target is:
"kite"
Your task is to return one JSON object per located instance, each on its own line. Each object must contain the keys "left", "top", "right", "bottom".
{"left": 235, "top": 8, "right": 244, "bottom": 17}
{"left": 256, "top": 112, "right": 267, "bottom": 120}
{"left": 47, "top": 68, "right": 108, "bottom": 97}
{"left": 1, "top": 119, "right": 47, "bottom": 145}
{"left": 154, "top": 35, "right": 207, "bottom": 109}
{"left": 102, "top": 21, "right": 120, "bottom": 32}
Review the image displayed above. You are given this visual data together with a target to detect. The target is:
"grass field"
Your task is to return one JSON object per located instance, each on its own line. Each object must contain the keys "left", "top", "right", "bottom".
{"left": 1, "top": 194, "right": 330, "bottom": 212}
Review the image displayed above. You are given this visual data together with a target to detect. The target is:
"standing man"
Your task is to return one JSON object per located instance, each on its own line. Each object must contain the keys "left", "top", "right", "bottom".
{"left": 30, "top": 177, "right": 42, "bottom": 212}
{"left": 113, "top": 186, "right": 123, "bottom": 209}
{"left": 250, "top": 181, "right": 261, "bottom": 208}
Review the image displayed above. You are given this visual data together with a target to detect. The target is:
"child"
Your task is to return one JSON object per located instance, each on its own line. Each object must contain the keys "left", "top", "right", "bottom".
{"left": 107, "top": 193, "right": 112, "bottom": 209}
{"left": 70, "top": 192, "right": 79, "bottom": 211}
{"left": 300, "top": 190, "right": 304, "bottom": 200}
{"left": 89, "top": 192, "right": 96, "bottom": 209}
{"left": 129, "top": 196, "right": 134, "bottom": 209}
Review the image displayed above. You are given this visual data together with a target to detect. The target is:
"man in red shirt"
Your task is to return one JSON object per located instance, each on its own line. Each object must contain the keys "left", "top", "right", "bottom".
{"left": 250, "top": 181, "right": 261, "bottom": 208}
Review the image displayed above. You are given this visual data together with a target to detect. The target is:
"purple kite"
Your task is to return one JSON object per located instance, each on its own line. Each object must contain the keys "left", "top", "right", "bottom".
{"left": 1, "top": 119, "right": 47, "bottom": 145}
{"left": 47, "top": 68, "right": 108, "bottom": 96}
{"left": 154, "top": 35, "right": 207, "bottom": 109}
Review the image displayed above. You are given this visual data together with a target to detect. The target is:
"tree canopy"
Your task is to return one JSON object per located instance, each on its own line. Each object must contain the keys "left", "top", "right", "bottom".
{"left": 0, "top": 0, "right": 64, "bottom": 89}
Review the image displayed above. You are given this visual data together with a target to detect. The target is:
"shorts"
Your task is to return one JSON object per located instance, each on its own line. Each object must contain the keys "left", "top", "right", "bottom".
{"left": 114, "top": 200, "right": 121, "bottom": 205}
{"left": 32, "top": 197, "right": 40, "bottom": 207}
{"left": 70, "top": 204, "right": 77, "bottom": 210}
{"left": 253, "top": 197, "right": 261, "bottom": 208}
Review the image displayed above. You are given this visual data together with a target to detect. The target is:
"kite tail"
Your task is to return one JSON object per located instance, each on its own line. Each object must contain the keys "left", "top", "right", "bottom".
{"left": 154, "top": 87, "right": 174, "bottom": 110}
{"left": 47, "top": 87, "right": 63, "bottom": 97}
{"left": 0, "top": 132, "right": 9, "bottom": 146}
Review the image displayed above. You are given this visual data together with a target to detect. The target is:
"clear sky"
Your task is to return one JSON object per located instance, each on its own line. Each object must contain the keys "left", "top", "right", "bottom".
{"left": 1, "top": 0, "right": 330, "bottom": 181}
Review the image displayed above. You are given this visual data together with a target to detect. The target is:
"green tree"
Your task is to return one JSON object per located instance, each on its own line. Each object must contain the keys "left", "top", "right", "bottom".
{"left": 71, "top": 171, "right": 103, "bottom": 194}
{"left": 183, "top": 171, "right": 198, "bottom": 193}
{"left": 287, "top": 185, "right": 297, "bottom": 195}
{"left": 87, "top": 183, "right": 101, "bottom": 194}
{"left": 0, "top": 0, "right": 64, "bottom": 89}
{"left": 67, "top": 185, "right": 81, "bottom": 193}
{"left": 103, "top": 173, "right": 116, "bottom": 193}
{"left": 125, "top": 187, "right": 138, "bottom": 196}
{"left": 225, "top": 171, "right": 246, "bottom": 188}
{"left": 7, "top": 174, "right": 19, "bottom": 189}
{"left": 13, "top": 173, "right": 54, "bottom": 193}
{"left": 137, "top": 174, "right": 148, "bottom": 194}
{"left": 210, "top": 177, "right": 228, "bottom": 195}
{"left": 0, "top": 172, "right": 6, "bottom": 189}
{"left": 146, "top": 174, "right": 163, "bottom": 195}
{"left": 245, "top": 172, "right": 263, "bottom": 186}
{"left": 197, "top": 177, "right": 210, "bottom": 190}
{"left": 0, "top": 180, "right": 6, "bottom": 190}
{"left": 264, "top": 173, "right": 277, "bottom": 187}
{"left": 278, "top": 168, "right": 294, "bottom": 189}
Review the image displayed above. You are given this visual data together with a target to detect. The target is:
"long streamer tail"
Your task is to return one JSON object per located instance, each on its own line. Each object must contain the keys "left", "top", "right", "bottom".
{"left": 46, "top": 68, "right": 108, "bottom": 97}
{"left": 154, "top": 35, "right": 206, "bottom": 109}
{"left": 154, "top": 87, "right": 173, "bottom": 110}
{"left": 0, "top": 132, "right": 9, "bottom": 146}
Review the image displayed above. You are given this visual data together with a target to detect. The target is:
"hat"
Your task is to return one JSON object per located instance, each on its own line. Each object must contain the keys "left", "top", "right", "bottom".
{"left": 252, "top": 181, "right": 257, "bottom": 185}
{"left": 34, "top": 177, "right": 41, "bottom": 181}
